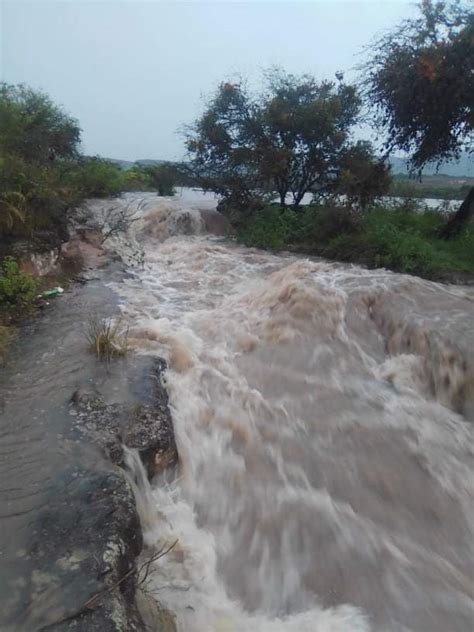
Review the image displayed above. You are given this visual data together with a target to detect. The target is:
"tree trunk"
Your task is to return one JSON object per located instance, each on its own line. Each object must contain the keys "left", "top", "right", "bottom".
{"left": 439, "top": 186, "right": 474, "bottom": 239}
{"left": 293, "top": 190, "right": 306, "bottom": 208}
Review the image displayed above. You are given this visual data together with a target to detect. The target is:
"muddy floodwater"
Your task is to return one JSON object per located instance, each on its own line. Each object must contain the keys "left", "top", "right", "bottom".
{"left": 1, "top": 191, "right": 473, "bottom": 631}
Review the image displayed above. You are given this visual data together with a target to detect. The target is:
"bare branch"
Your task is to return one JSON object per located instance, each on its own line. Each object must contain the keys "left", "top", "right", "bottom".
{"left": 82, "top": 539, "right": 179, "bottom": 611}
{"left": 97, "top": 202, "right": 141, "bottom": 244}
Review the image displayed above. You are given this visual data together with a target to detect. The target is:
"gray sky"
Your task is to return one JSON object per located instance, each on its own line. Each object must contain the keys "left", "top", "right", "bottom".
{"left": 1, "top": 1, "right": 415, "bottom": 161}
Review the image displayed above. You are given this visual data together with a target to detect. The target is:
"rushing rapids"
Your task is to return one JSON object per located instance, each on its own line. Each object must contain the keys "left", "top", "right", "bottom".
{"left": 110, "top": 193, "right": 474, "bottom": 630}
{"left": 2, "top": 189, "right": 471, "bottom": 631}
{"left": 104, "top": 192, "right": 474, "bottom": 632}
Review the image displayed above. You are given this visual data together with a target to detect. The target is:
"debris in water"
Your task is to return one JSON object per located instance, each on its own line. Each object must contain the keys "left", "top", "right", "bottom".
{"left": 40, "top": 286, "right": 64, "bottom": 298}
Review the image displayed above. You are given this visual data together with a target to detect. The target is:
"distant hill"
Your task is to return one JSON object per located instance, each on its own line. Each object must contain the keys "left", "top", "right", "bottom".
{"left": 106, "top": 159, "right": 134, "bottom": 170}
{"left": 106, "top": 158, "right": 167, "bottom": 170}
{"left": 135, "top": 159, "right": 166, "bottom": 167}
{"left": 390, "top": 152, "right": 473, "bottom": 177}
{"left": 106, "top": 153, "right": 473, "bottom": 178}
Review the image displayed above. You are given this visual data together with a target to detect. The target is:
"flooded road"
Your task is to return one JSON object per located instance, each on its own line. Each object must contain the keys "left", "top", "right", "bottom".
{"left": 1, "top": 191, "right": 472, "bottom": 631}
{"left": 0, "top": 267, "right": 155, "bottom": 630}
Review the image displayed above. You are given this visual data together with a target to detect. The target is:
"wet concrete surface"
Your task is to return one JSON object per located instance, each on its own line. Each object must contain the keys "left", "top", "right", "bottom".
{"left": 0, "top": 265, "right": 160, "bottom": 631}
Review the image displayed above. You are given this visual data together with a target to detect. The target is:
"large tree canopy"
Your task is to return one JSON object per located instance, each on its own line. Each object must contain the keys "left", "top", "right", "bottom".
{"left": 0, "top": 84, "right": 107, "bottom": 238}
{"left": 364, "top": 1, "right": 473, "bottom": 235}
{"left": 0, "top": 83, "right": 81, "bottom": 164}
{"left": 365, "top": 1, "right": 473, "bottom": 168}
{"left": 185, "top": 70, "right": 389, "bottom": 213}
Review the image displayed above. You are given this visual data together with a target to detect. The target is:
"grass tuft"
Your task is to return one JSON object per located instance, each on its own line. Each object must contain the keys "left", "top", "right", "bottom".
{"left": 0, "top": 325, "right": 15, "bottom": 361}
{"left": 86, "top": 317, "right": 129, "bottom": 361}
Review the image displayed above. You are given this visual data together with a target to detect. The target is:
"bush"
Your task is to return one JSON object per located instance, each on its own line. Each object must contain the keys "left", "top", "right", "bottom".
{"left": 122, "top": 166, "right": 153, "bottom": 192}
{"left": 236, "top": 199, "right": 474, "bottom": 281}
{"left": 323, "top": 204, "right": 474, "bottom": 277}
{"left": 0, "top": 257, "right": 38, "bottom": 313}
{"left": 0, "top": 83, "right": 83, "bottom": 242}
{"left": 297, "top": 203, "right": 359, "bottom": 243}
{"left": 0, "top": 84, "right": 140, "bottom": 245}
{"left": 0, "top": 154, "right": 76, "bottom": 239}
{"left": 146, "top": 163, "right": 178, "bottom": 196}
{"left": 238, "top": 203, "right": 358, "bottom": 250}
{"left": 239, "top": 206, "right": 299, "bottom": 249}
{"left": 63, "top": 158, "right": 125, "bottom": 198}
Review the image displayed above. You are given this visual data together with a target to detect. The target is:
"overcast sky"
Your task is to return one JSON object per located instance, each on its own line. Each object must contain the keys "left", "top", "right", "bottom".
{"left": 1, "top": 1, "right": 415, "bottom": 161}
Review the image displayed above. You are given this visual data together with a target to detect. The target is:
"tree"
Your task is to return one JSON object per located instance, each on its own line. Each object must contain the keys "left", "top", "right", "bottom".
{"left": 146, "top": 163, "right": 178, "bottom": 196}
{"left": 63, "top": 157, "right": 125, "bottom": 198}
{"left": 0, "top": 84, "right": 82, "bottom": 239}
{"left": 335, "top": 141, "right": 392, "bottom": 209}
{"left": 185, "top": 70, "right": 386, "bottom": 214}
{"left": 364, "top": 1, "right": 473, "bottom": 237}
{"left": 0, "top": 83, "right": 81, "bottom": 164}
{"left": 258, "top": 70, "right": 363, "bottom": 207}
{"left": 185, "top": 81, "right": 264, "bottom": 210}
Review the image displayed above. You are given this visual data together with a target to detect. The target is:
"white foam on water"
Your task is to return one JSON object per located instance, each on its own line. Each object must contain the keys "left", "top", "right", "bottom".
{"left": 104, "top": 195, "right": 474, "bottom": 632}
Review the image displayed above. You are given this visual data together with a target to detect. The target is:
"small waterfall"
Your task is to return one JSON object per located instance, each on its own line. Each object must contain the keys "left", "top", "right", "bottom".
{"left": 123, "top": 445, "right": 157, "bottom": 534}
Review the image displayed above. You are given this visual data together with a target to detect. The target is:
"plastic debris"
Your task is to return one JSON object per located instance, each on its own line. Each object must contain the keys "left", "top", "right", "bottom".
{"left": 41, "top": 286, "right": 64, "bottom": 298}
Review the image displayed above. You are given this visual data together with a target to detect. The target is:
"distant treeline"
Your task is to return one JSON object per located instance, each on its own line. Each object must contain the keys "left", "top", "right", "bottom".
{"left": 110, "top": 160, "right": 197, "bottom": 191}
{"left": 0, "top": 81, "right": 194, "bottom": 246}
{"left": 389, "top": 176, "right": 472, "bottom": 201}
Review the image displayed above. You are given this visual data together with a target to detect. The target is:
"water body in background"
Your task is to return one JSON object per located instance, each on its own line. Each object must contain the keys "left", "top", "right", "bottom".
{"left": 172, "top": 187, "right": 461, "bottom": 211}
{"left": 0, "top": 189, "right": 470, "bottom": 631}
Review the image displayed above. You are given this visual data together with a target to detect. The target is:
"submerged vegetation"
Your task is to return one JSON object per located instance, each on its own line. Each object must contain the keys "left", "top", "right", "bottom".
{"left": 86, "top": 317, "right": 129, "bottom": 361}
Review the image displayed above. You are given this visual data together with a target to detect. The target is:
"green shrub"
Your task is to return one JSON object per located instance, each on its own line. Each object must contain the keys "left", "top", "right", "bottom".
{"left": 0, "top": 83, "right": 84, "bottom": 240}
{"left": 236, "top": 199, "right": 474, "bottom": 281}
{"left": 239, "top": 206, "right": 299, "bottom": 249}
{"left": 324, "top": 205, "right": 473, "bottom": 277}
{"left": 122, "top": 166, "right": 153, "bottom": 192}
{"left": 0, "top": 257, "right": 38, "bottom": 312}
{"left": 0, "top": 152, "right": 82, "bottom": 239}
{"left": 297, "top": 203, "right": 359, "bottom": 243}
{"left": 146, "top": 163, "right": 178, "bottom": 196}
{"left": 64, "top": 158, "right": 125, "bottom": 198}
{"left": 238, "top": 203, "right": 359, "bottom": 250}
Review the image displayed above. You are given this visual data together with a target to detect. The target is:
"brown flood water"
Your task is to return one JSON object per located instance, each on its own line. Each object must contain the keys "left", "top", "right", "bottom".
{"left": 106, "top": 193, "right": 474, "bottom": 632}
{"left": 1, "top": 192, "right": 473, "bottom": 631}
